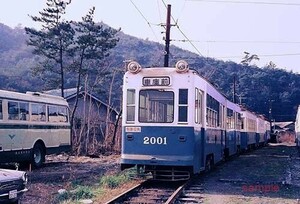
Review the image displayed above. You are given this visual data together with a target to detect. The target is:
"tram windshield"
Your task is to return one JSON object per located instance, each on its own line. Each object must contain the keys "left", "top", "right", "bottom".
{"left": 139, "top": 90, "right": 174, "bottom": 123}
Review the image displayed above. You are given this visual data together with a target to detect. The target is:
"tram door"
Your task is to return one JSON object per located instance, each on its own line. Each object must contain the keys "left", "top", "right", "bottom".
{"left": 220, "top": 104, "right": 226, "bottom": 156}
{"left": 195, "top": 88, "right": 205, "bottom": 170}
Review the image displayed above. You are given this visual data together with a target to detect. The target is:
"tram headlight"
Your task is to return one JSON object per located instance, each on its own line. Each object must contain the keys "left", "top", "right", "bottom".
{"left": 175, "top": 60, "right": 189, "bottom": 73}
{"left": 127, "top": 61, "right": 141, "bottom": 74}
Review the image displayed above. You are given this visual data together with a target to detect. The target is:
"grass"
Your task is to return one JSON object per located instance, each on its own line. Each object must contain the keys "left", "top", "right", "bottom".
{"left": 100, "top": 169, "right": 133, "bottom": 189}
{"left": 55, "top": 186, "right": 94, "bottom": 203}
{"left": 55, "top": 168, "right": 138, "bottom": 203}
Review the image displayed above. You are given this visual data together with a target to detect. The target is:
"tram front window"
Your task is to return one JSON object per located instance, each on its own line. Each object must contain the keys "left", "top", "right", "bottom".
{"left": 139, "top": 90, "right": 174, "bottom": 123}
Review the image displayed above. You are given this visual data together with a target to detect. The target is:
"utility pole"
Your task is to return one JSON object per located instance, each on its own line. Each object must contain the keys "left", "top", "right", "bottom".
{"left": 233, "top": 75, "right": 236, "bottom": 103}
{"left": 269, "top": 99, "right": 274, "bottom": 132}
{"left": 164, "top": 4, "right": 171, "bottom": 67}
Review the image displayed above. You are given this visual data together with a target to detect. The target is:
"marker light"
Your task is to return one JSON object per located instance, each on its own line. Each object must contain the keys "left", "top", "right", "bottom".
{"left": 127, "top": 61, "right": 141, "bottom": 74}
{"left": 175, "top": 60, "right": 189, "bottom": 73}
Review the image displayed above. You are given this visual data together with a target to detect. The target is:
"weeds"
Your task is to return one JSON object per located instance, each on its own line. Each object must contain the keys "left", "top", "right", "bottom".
{"left": 99, "top": 168, "right": 135, "bottom": 188}
{"left": 55, "top": 186, "right": 94, "bottom": 203}
{"left": 56, "top": 168, "right": 135, "bottom": 203}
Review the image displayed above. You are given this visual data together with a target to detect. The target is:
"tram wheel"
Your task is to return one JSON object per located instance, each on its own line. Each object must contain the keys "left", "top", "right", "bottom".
{"left": 205, "top": 155, "right": 214, "bottom": 172}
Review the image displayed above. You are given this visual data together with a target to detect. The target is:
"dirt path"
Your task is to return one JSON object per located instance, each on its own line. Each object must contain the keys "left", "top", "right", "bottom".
{"left": 20, "top": 154, "right": 121, "bottom": 204}
{"left": 200, "top": 143, "right": 300, "bottom": 204}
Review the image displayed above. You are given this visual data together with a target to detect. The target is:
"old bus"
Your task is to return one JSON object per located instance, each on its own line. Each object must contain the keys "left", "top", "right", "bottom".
{"left": 0, "top": 90, "right": 71, "bottom": 167}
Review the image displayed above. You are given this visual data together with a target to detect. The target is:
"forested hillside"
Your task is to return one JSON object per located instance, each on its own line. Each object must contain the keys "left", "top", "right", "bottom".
{"left": 0, "top": 22, "right": 299, "bottom": 121}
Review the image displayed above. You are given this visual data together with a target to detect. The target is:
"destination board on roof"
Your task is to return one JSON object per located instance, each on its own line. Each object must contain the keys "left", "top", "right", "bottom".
{"left": 142, "top": 77, "right": 170, "bottom": 86}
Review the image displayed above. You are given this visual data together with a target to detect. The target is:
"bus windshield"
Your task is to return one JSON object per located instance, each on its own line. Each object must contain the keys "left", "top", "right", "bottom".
{"left": 139, "top": 90, "right": 174, "bottom": 123}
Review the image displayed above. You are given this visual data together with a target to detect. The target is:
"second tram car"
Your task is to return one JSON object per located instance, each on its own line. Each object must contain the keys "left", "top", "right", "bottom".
{"left": 296, "top": 105, "right": 300, "bottom": 147}
{"left": 121, "top": 60, "right": 270, "bottom": 180}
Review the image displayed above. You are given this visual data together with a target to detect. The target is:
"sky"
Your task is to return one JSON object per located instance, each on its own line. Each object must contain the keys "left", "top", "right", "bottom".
{"left": 0, "top": 0, "right": 300, "bottom": 73}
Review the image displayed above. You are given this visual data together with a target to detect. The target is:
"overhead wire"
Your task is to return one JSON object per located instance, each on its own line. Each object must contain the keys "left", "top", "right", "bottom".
{"left": 186, "top": 0, "right": 300, "bottom": 6}
{"left": 175, "top": 0, "right": 188, "bottom": 23}
{"left": 161, "top": 0, "right": 204, "bottom": 57}
{"left": 129, "top": 0, "right": 162, "bottom": 43}
{"left": 172, "top": 39, "right": 300, "bottom": 44}
{"left": 130, "top": 0, "right": 300, "bottom": 64}
{"left": 170, "top": 1, "right": 300, "bottom": 61}
{"left": 217, "top": 53, "right": 300, "bottom": 59}
{"left": 156, "top": 0, "right": 163, "bottom": 23}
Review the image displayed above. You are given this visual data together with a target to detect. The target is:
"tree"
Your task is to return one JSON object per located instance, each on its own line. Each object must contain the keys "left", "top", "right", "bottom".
{"left": 70, "top": 7, "right": 119, "bottom": 124}
{"left": 25, "top": 0, "right": 74, "bottom": 97}
{"left": 241, "top": 51, "right": 259, "bottom": 66}
{"left": 69, "top": 7, "right": 119, "bottom": 154}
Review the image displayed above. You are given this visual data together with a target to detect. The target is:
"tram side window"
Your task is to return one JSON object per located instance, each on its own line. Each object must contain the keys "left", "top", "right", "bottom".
{"left": 126, "top": 89, "right": 135, "bottom": 123}
{"left": 31, "top": 103, "right": 46, "bottom": 122}
{"left": 206, "top": 94, "right": 220, "bottom": 127}
{"left": 227, "top": 108, "right": 235, "bottom": 129}
{"left": 248, "top": 119, "right": 256, "bottom": 132}
{"left": 8, "top": 101, "right": 29, "bottom": 121}
{"left": 179, "top": 89, "right": 188, "bottom": 122}
{"left": 219, "top": 105, "right": 226, "bottom": 129}
{"left": 236, "top": 113, "right": 242, "bottom": 130}
{"left": 48, "top": 105, "right": 68, "bottom": 122}
{"left": 241, "top": 118, "right": 245, "bottom": 130}
{"left": 0, "top": 100, "right": 2, "bottom": 120}
{"left": 195, "top": 88, "right": 203, "bottom": 124}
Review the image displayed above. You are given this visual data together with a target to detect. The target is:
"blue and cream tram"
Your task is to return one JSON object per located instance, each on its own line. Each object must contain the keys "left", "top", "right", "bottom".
{"left": 121, "top": 60, "right": 269, "bottom": 180}
{"left": 296, "top": 105, "right": 300, "bottom": 147}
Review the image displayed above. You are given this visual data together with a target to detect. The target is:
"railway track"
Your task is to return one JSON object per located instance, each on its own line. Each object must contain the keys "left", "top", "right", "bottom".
{"left": 105, "top": 176, "right": 206, "bottom": 204}
{"left": 105, "top": 180, "right": 187, "bottom": 204}
{"left": 173, "top": 176, "right": 205, "bottom": 203}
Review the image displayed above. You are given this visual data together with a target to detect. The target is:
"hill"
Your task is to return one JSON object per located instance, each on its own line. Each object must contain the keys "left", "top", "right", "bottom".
{"left": 0, "top": 22, "right": 299, "bottom": 121}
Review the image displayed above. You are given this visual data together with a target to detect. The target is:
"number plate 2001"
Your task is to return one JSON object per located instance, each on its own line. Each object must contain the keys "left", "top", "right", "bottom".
{"left": 143, "top": 137, "right": 167, "bottom": 145}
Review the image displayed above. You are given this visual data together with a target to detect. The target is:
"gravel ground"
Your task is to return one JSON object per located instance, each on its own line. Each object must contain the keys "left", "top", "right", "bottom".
{"left": 200, "top": 143, "right": 300, "bottom": 204}
{"left": 14, "top": 143, "right": 300, "bottom": 204}
{"left": 19, "top": 154, "right": 121, "bottom": 204}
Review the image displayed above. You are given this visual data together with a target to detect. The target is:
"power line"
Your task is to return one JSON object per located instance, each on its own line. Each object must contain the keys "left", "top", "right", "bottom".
{"left": 129, "top": 0, "right": 162, "bottom": 43}
{"left": 174, "top": 0, "right": 188, "bottom": 23}
{"left": 218, "top": 53, "right": 300, "bottom": 59}
{"left": 161, "top": 0, "right": 204, "bottom": 57}
{"left": 172, "top": 39, "right": 300, "bottom": 44}
{"left": 187, "top": 0, "right": 300, "bottom": 6}
{"left": 156, "top": 0, "right": 163, "bottom": 23}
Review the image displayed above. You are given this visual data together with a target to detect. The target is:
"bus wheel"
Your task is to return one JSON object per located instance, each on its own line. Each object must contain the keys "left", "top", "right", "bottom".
{"left": 31, "top": 143, "right": 45, "bottom": 168}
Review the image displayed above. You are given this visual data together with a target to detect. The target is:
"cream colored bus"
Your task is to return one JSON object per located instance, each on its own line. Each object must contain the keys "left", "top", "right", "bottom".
{"left": 0, "top": 90, "right": 71, "bottom": 168}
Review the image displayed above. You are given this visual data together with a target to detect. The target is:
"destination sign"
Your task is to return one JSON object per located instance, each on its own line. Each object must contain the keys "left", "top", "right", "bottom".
{"left": 142, "top": 77, "right": 170, "bottom": 86}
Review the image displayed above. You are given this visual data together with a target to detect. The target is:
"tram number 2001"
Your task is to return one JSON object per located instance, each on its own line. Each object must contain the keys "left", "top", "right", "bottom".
{"left": 143, "top": 137, "right": 167, "bottom": 145}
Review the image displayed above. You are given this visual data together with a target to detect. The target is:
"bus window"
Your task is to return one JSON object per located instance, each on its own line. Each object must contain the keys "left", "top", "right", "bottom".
{"left": 8, "top": 101, "right": 29, "bottom": 121}
{"left": 48, "top": 105, "right": 68, "bottom": 123}
{"left": 31, "top": 104, "right": 46, "bottom": 122}
{"left": 48, "top": 106, "right": 58, "bottom": 122}
{"left": 58, "top": 106, "right": 68, "bottom": 122}
{"left": 19, "top": 102, "right": 29, "bottom": 121}
{"left": 8, "top": 101, "right": 19, "bottom": 120}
